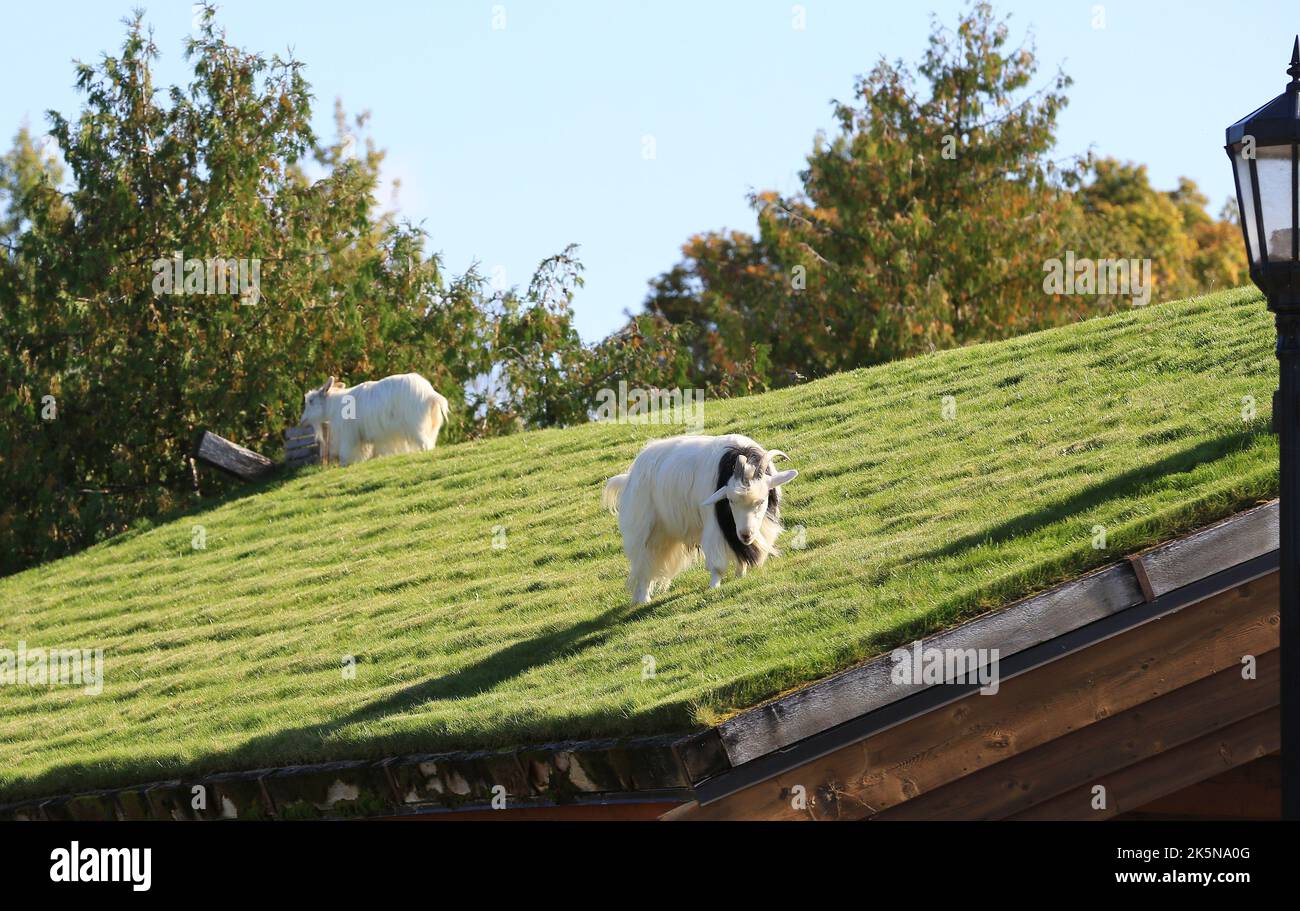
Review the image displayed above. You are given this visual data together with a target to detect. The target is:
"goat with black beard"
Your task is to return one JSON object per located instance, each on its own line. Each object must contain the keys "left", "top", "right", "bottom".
{"left": 602, "top": 434, "right": 798, "bottom": 604}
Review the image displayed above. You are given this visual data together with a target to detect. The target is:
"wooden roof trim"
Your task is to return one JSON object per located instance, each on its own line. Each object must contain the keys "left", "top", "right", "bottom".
{"left": 871, "top": 650, "right": 1280, "bottom": 820}
{"left": 1008, "top": 708, "right": 1280, "bottom": 821}
{"left": 668, "top": 557, "right": 1280, "bottom": 819}
{"left": 676, "top": 500, "right": 1280, "bottom": 790}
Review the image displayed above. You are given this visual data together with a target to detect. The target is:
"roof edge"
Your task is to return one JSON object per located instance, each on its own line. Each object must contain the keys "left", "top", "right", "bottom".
{"left": 686, "top": 549, "right": 1278, "bottom": 806}
{"left": 676, "top": 499, "right": 1280, "bottom": 786}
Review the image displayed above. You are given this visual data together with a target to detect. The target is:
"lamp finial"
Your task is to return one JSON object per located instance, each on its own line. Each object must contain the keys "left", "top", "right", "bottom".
{"left": 1290, "top": 36, "right": 1300, "bottom": 82}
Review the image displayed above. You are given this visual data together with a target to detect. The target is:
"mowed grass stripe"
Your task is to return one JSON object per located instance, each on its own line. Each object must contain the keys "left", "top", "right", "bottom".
{"left": 0, "top": 287, "right": 1280, "bottom": 800}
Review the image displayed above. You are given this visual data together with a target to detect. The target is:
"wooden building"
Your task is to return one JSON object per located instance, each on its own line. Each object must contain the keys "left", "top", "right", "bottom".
{"left": 665, "top": 500, "right": 1281, "bottom": 820}
{"left": 2, "top": 501, "right": 1281, "bottom": 822}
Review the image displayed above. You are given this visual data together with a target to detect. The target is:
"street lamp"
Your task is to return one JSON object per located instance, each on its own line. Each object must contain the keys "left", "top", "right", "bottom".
{"left": 1225, "top": 36, "right": 1300, "bottom": 820}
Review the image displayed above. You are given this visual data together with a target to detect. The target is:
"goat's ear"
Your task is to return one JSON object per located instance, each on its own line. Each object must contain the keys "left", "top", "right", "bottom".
{"left": 701, "top": 486, "right": 730, "bottom": 507}
{"left": 769, "top": 468, "right": 798, "bottom": 487}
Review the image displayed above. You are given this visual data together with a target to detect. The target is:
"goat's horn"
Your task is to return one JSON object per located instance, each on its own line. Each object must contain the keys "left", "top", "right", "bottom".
{"left": 763, "top": 449, "right": 789, "bottom": 465}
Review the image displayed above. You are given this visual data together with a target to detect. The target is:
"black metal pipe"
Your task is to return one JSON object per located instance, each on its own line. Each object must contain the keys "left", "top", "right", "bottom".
{"left": 1277, "top": 312, "right": 1300, "bottom": 820}
{"left": 1225, "top": 38, "right": 1300, "bottom": 821}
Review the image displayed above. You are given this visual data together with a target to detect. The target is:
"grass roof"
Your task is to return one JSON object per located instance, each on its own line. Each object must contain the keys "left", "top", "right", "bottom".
{"left": 0, "top": 287, "right": 1280, "bottom": 802}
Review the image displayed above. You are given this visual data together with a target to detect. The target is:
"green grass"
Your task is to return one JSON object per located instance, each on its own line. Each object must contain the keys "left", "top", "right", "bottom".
{"left": 0, "top": 288, "right": 1281, "bottom": 802}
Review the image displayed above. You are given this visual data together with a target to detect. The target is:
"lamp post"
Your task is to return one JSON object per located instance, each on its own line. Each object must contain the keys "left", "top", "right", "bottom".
{"left": 1225, "top": 37, "right": 1300, "bottom": 821}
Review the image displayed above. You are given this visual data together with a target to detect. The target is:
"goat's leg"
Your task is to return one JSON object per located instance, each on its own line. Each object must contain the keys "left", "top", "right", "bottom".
{"left": 337, "top": 438, "right": 356, "bottom": 466}
{"left": 702, "top": 523, "right": 729, "bottom": 590}
{"left": 630, "top": 575, "right": 652, "bottom": 605}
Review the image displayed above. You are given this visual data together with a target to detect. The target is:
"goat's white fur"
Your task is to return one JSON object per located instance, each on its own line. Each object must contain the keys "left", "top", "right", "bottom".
{"left": 299, "top": 372, "right": 450, "bottom": 466}
{"left": 603, "top": 434, "right": 797, "bottom": 604}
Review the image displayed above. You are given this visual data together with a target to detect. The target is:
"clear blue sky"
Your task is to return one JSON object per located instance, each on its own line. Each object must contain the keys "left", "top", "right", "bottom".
{"left": 2, "top": 1, "right": 1296, "bottom": 341}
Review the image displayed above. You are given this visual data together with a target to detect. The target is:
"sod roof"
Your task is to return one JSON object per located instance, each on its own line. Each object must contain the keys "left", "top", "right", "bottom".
{"left": 0, "top": 287, "right": 1280, "bottom": 802}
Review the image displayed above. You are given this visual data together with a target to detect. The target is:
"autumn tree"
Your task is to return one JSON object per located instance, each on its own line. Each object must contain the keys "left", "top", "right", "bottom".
{"left": 642, "top": 2, "right": 1082, "bottom": 383}
{"left": 1066, "top": 158, "right": 1247, "bottom": 302}
{"left": 641, "top": 1, "right": 1245, "bottom": 388}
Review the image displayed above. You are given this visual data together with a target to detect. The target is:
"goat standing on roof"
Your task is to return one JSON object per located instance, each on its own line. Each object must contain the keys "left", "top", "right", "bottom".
{"left": 602, "top": 434, "right": 799, "bottom": 604}
{"left": 299, "top": 372, "right": 450, "bottom": 466}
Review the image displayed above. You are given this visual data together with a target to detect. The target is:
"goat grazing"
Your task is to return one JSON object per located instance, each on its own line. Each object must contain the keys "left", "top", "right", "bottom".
{"left": 299, "top": 372, "right": 450, "bottom": 466}
{"left": 602, "top": 434, "right": 798, "bottom": 604}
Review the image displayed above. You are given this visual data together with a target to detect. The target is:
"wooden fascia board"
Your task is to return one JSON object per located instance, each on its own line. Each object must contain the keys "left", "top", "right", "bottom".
{"left": 667, "top": 565, "right": 1280, "bottom": 820}
{"left": 675, "top": 500, "right": 1280, "bottom": 801}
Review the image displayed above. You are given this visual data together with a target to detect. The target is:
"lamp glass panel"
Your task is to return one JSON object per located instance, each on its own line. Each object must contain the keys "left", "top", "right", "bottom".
{"left": 1234, "top": 145, "right": 1262, "bottom": 264}
{"left": 1256, "top": 143, "right": 1296, "bottom": 262}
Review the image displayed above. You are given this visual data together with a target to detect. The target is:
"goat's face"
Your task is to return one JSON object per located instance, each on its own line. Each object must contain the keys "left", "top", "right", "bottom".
{"left": 728, "top": 476, "right": 773, "bottom": 546}
{"left": 299, "top": 376, "right": 336, "bottom": 428}
{"left": 702, "top": 452, "right": 798, "bottom": 546}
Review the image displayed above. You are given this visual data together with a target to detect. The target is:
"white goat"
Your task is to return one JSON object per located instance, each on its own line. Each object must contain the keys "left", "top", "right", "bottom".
{"left": 602, "top": 434, "right": 798, "bottom": 604}
{"left": 298, "top": 372, "right": 450, "bottom": 466}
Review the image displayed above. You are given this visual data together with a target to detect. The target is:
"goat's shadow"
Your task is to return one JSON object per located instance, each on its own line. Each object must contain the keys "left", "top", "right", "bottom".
{"left": 11, "top": 593, "right": 684, "bottom": 799}
{"left": 913, "top": 431, "right": 1267, "bottom": 563}
{"left": 298, "top": 596, "right": 664, "bottom": 742}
